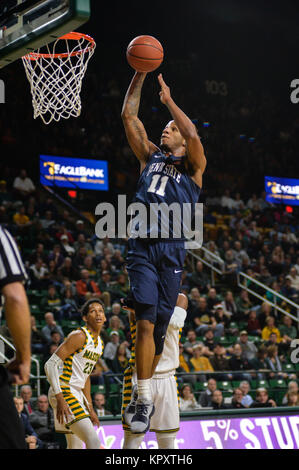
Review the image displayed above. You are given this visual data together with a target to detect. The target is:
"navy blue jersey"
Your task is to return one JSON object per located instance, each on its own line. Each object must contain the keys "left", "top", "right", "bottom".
{"left": 129, "top": 150, "right": 201, "bottom": 240}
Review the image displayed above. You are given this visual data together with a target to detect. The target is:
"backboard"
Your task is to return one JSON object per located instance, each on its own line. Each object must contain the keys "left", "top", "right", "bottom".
{"left": 0, "top": 0, "right": 91, "bottom": 68}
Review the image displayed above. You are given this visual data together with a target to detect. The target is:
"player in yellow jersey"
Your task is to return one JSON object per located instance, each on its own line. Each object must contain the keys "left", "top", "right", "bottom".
{"left": 45, "top": 298, "right": 106, "bottom": 449}
{"left": 121, "top": 293, "right": 187, "bottom": 449}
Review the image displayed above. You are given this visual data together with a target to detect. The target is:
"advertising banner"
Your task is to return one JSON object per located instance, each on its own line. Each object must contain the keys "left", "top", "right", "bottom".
{"left": 94, "top": 415, "right": 299, "bottom": 449}
{"left": 40, "top": 154, "right": 109, "bottom": 191}
{"left": 265, "top": 176, "right": 299, "bottom": 206}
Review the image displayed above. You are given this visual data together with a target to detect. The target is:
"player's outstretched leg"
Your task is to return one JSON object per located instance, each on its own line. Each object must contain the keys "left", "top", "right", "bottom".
{"left": 130, "top": 316, "right": 156, "bottom": 434}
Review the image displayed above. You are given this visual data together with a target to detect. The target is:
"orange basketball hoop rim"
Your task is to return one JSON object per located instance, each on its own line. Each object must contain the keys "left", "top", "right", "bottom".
{"left": 23, "top": 32, "right": 96, "bottom": 60}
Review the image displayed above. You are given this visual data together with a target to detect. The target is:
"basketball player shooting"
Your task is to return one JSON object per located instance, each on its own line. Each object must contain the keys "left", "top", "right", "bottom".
{"left": 121, "top": 71, "right": 206, "bottom": 433}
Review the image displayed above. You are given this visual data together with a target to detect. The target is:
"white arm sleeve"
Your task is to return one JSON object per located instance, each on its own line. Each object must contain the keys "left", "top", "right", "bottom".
{"left": 44, "top": 353, "right": 64, "bottom": 395}
{"left": 169, "top": 306, "right": 186, "bottom": 329}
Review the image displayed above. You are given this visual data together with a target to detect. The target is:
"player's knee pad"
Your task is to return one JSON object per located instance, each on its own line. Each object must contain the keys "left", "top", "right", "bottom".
{"left": 133, "top": 299, "right": 156, "bottom": 324}
{"left": 153, "top": 319, "right": 169, "bottom": 355}
{"left": 156, "top": 431, "right": 177, "bottom": 449}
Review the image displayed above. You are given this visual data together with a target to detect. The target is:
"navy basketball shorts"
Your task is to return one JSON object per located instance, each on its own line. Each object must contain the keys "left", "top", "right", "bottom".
{"left": 126, "top": 238, "right": 186, "bottom": 352}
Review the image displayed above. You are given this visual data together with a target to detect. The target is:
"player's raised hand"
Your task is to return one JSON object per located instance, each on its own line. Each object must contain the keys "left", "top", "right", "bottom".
{"left": 158, "top": 74, "right": 171, "bottom": 105}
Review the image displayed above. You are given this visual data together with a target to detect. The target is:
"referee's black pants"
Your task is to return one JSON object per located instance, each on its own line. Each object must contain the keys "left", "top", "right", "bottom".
{"left": 0, "top": 366, "right": 26, "bottom": 449}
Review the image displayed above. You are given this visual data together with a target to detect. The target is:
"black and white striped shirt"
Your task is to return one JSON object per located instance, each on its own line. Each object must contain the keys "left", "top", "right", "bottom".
{"left": 0, "top": 226, "right": 27, "bottom": 290}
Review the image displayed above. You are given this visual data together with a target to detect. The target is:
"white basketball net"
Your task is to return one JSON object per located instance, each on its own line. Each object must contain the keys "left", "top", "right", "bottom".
{"left": 22, "top": 32, "right": 96, "bottom": 125}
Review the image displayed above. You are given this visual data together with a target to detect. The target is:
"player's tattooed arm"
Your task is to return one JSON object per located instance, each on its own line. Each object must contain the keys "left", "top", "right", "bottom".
{"left": 121, "top": 72, "right": 159, "bottom": 169}
{"left": 158, "top": 74, "right": 207, "bottom": 184}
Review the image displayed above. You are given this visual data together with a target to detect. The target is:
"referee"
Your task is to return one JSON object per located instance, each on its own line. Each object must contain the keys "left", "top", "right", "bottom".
{"left": 0, "top": 225, "right": 31, "bottom": 449}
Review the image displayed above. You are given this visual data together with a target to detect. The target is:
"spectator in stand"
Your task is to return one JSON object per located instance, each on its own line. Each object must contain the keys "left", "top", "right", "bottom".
{"left": 76, "top": 269, "right": 101, "bottom": 305}
{"left": 237, "top": 331, "right": 258, "bottom": 362}
{"left": 98, "top": 270, "right": 114, "bottom": 294}
{"left": 73, "top": 246, "right": 88, "bottom": 271}
{"left": 111, "top": 249, "right": 125, "bottom": 271}
{"left": 235, "top": 290, "right": 254, "bottom": 321}
{"left": 282, "top": 381, "right": 299, "bottom": 405}
{"left": 103, "top": 331, "right": 120, "bottom": 364}
{"left": 262, "top": 316, "right": 282, "bottom": 343}
{"left": 58, "top": 285, "right": 80, "bottom": 321}
{"left": 249, "top": 345, "right": 269, "bottom": 380}
{"left": 279, "top": 315, "right": 297, "bottom": 349}
{"left": 0, "top": 180, "right": 13, "bottom": 208}
{"left": 212, "top": 304, "right": 231, "bottom": 334}
{"left": 47, "top": 244, "right": 64, "bottom": 269}
{"left": 183, "top": 329, "right": 204, "bottom": 358}
{"left": 30, "top": 316, "right": 47, "bottom": 354}
{"left": 223, "top": 250, "right": 240, "bottom": 282}
{"left": 94, "top": 236, "right": 115, "bottom": 258}
{"left": 60, "top": 234, "right": 75, "bottom": 256}
{"left": 93, "top": 393, "right": 112, "bottom": 416}
{"left": 106, "top": 315, "right": 126, "bottom": 341}
{"left": 250, "top": 388, "right": 276, "bottom": 408}
{"left": 239, "top": 381, "right": 254, "bottom": 408}
{"left": 14, "top": 397, "right": 43, "bottom": 449}
{"left": 285, "top": 391, "right": 299, "bottom": 407}
{"left": 193, "top": 299, "right": 224, "bottom": 338}
{"left": 40, "top": 284, "right": 62, "bottom": 313}
{"left": 247, "top": 310, "right": 262, "bottom": 336}
{"left": 228, "top": 343, "right": 252, "bottom": 382}
{"left": 29, "top": 395, "right": 56, "bottom": 445}
{"left": 83, "top": 255, "right": 98, "bottom": 280}
{"left": 221, "top": 290, "right": 238, "bottom": 319}
{"left": 12, "top": 205, "right": 31, "bottom": 230}
{"left": 188, "top": 261, "right": 210, "bottom": 292}
{"left": 177, "top": 343, "right": 196, "bottom": 386}
{"left": 41, "top": 312, "right": 64, "bottom": 345}
{"left": 13, "top": 169, "right": 36, "bottom": 200}
{"left": 206, "top": 288, "right": 221, "bottom": 311}
{"left": 266, "top": 345, "right": 288, "bottom": 380}
{"left": 199, "top": 378, "right": 217, "bottom": 408}
{"left": 40, "top": 211, "right": 55, "bottom": 231}
{"left": 74, "top": 233, "right": 93, "bottom": 255}
{"left": 20, "top": 385, "right": 35, "bottom": 417}
{"left": 190, "top": 344, "right": 214, "bottom": 382}
{"left": 257, "top": 302, "right": 276, "bottom": 329}
{"left": 90, "top": 357, "right": 112, "bottom": 386}
{"left": 179, "top": 384, "right": 200, "bottom": 411}
{"left": 202, "top": 328, "right": 219, "bottom": 357}
{"left": 281, "top": 277, "right": 298, "bottom": 302}
{"left": 49, "top": 331, "right": 63, "bottom": 349}
{"left": 209, "top": 343, "right": 232, "bottom": 381}
{"left": 112, "top": 271, "right": 129, "bottom": 298}
{"left": 58, "top": 257, "right": 79, "bottom": 282}
{"left": 229, "top": 388, "right": 246, "bottom": 409}
{"left": 110, "top": 342, "right": 130, "bottom": 374}
{"left": 211, "top": 390, "right": 229, "bottom": 410}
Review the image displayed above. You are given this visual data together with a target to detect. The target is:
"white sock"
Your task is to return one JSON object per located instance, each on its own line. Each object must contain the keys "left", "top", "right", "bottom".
{"left": 137, "top": 379, "right": 152, "bottom": 402}
{"left": 123, "top": 430, "right": 144, "bottom": 449}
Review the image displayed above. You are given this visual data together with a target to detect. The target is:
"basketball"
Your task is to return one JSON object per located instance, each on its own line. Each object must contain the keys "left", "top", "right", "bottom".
{"left": 126, "top": 35, "right": 164, "bottom": 72}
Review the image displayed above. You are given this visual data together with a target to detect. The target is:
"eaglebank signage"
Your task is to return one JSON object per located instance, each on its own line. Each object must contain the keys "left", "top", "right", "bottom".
{"left": 265, "top": 176, "right": 299, "bottom": 206}
{"left": 91, "top": 414, "right": 299, "bottom": 449}
{"left": 40, "top": 155, "right": 109, "bottom": 190}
